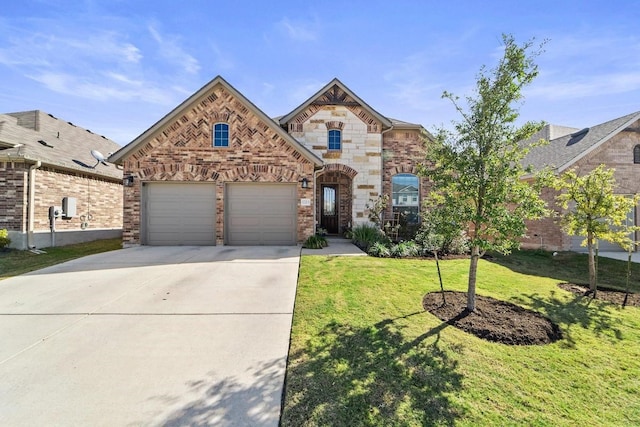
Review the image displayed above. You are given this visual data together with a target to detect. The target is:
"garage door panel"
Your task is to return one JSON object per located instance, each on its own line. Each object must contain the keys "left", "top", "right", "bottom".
{"left": 226, "top": 184, "right": 297, "bottom": 245}
{"left": 145, "top": 183, "right": 216, "bottom": 246}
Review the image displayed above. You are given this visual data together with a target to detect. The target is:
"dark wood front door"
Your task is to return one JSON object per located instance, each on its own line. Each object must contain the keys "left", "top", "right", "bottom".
{"left": 321, "top": 185, "right": 339, "bottom": 234}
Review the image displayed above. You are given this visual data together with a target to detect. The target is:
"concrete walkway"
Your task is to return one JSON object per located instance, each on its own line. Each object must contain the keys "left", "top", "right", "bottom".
{"left": 0, "top": 245, "right": 300, "bottom": 426}
{"left": 301, "top": 236, "right": 367, "bottom": 256}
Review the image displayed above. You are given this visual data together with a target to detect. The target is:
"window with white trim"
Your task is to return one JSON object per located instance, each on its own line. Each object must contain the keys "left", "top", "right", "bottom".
{"left": 328, "top": 129, "right": 341, "bottom": 151}
{"left": 213, "top": 123, "right": 229, "bottom": 147}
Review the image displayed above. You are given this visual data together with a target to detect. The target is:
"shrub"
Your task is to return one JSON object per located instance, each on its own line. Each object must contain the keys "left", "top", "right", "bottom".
{"left": 390, "top": 241, "right": 420, "bottom": 258}
{"left": 0, "top": 229, "right": 10, "bottom": 249}
{"left": 368, "top": 241, "right": 391, "bottom": 258}
{"left": 303, "top": 235, "right": 328, "bottom": 249}
{"left": 350, "top": 223, "right": 386, "bottom": 251}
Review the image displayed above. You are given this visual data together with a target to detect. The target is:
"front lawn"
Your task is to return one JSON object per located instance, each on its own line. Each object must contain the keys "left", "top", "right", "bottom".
{"left": 282, "top": 254, "right": 640, "bottom": 426}
{"left": 0, "top": 238, "right": 122, "bottom": 280}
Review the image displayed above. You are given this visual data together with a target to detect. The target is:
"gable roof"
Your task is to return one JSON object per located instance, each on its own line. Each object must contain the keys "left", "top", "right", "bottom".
{"left": 109, "top": 76, "right": 323, "bottom": 166}
{"left": 523, "top": 111, "right": 640, "bottom": 173}
{"left": 278, "top": 78, "right": 393, "bottom": 129}
{"left": 0, "top": 110, "right": 122, "bottom": 180}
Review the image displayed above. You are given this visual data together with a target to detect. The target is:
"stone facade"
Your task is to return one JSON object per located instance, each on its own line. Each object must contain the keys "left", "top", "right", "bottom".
{"left": 289, "top": 105, "right": 383, "bottom": 225}
{"left": 121, "top": 83, "right": 316, "bottom": 246}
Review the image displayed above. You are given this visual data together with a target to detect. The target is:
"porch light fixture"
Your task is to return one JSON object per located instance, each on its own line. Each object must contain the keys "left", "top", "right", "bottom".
{"left": 123, "top": 175, "right": 135, "bottom": 187}
{"left": 301, "top": 177, "right": 309, "bottom": 189}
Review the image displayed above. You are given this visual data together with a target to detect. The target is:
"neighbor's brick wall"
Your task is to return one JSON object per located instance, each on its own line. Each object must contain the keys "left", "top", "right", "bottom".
{"left": 523, "top": 119, "right": 640, "bottom": 251}
{"left": 122, "top": 83, "right": 316, "bottom": 245}
{"left": 382, "top": 129, "right": 430, "bottom": 219}
{"left": 521, "top": 186, "right": 568, "bottom": 251}
{"left": 0, "top": 162, "right": 28, "bottom": 231}
{"left": 32, "top": 167, "right": 122, "bottom": 231}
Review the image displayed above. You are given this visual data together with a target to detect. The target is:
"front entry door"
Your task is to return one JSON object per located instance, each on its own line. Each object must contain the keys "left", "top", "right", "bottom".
{"left": 321, "top": 185, "right": 339, "bottom": 234}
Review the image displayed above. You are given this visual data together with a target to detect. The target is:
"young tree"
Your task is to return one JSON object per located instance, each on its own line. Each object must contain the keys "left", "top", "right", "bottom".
{"left": 422, "top": 34, "right": 549, "bottom": 311}
{"left": 553, "top": 164, "right": 639, "bottom": 296}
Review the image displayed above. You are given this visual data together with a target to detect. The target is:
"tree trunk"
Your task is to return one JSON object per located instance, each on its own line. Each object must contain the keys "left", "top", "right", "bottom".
{"left": 587, "top": 231, "right": 597, "bottom": 297}
{"left": 434, "top": 251, "right": 446, "bottom": 305}
{"left": 467, "top": 245, "right": 480, "bottom": 312}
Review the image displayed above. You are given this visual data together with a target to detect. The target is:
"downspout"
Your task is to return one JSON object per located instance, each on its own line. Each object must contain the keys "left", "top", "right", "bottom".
{"left": 27, "top": 160, "right": 42, "bottom": 249}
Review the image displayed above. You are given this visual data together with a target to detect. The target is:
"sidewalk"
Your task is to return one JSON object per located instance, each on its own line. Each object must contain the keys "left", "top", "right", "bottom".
{"left": 595, "top": 251, "right": 640, "bottom": 263}
{"left": 301, "top": 237, "right": 367, "bottom": 256}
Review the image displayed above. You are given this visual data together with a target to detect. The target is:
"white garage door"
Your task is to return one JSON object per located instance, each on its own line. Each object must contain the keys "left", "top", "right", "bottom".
{"left": 226, "top": 183, "right": 297, "bottom": 245}
{"left": 570, "top": 207, "right": 636, "bottom": 252}
{"left": 145, "top": 182, "right": 216, "bottom": 245}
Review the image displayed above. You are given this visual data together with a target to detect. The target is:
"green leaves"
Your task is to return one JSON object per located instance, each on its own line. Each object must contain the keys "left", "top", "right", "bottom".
{"left": 554, "top": 164, "right": 640, "bottom": 251}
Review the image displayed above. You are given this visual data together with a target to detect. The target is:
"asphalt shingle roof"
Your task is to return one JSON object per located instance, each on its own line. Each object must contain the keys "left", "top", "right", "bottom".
{"left": 0, "top": 110, "right": 122, "bottom": 180}
{"left": 523, "top": 111, "right": 640, "bottom": 173}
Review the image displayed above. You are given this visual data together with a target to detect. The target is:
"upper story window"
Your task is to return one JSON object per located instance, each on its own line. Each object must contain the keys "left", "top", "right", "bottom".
{"left": 634, "top": 144, "right": 640, "bottom": 164}
{"left": 392, "top": 173, "right": 420, "bottom": 224}
{"left": 213, "top": 123, "right": 229, "bottom": 147}
{"left": 328, "top": 129, "right": 341, "bottom": 151}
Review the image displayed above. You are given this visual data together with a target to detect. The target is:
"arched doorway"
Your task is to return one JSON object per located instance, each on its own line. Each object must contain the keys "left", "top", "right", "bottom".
{"left": 316, "top": 164, "right": 357, "bottom": 235}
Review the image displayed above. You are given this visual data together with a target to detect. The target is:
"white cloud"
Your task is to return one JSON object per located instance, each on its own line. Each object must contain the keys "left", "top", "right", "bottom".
{"left": 277, "top": 17, "right": 318, "bottom": 42}
{"left": 148, "top": 25, "right": 200, "bottom": 74}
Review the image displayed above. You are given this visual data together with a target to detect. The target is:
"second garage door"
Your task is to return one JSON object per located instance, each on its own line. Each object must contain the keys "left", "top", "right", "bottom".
{"left": 145, "top": 182, "right": 216, "bottom": 245}
{"left": 226, "top": 183, "right": 297, "bottom": 245}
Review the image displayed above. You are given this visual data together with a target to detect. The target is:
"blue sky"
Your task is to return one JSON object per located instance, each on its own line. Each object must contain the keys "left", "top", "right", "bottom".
{"left": 1, "top": 0, "right": 639, "bottom": 146}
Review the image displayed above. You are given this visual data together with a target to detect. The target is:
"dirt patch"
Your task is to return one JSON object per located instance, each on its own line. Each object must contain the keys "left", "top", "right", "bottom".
{"left": 558, "top": 283, "right": 640, "bottom": 307}
{"left": 422, "top": 291, "right": 562, "bottom": 345}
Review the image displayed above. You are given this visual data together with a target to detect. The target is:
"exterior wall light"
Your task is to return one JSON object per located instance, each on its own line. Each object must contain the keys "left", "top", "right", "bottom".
{"left": 123, "top": 175, "right": 135, "bottom": 187}
{"left": 301, "top": 177, "right": 309, "bottom": 188}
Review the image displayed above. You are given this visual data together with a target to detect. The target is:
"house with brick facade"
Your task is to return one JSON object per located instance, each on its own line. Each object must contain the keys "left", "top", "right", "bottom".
{"left": 521, "top": 111, "right": 640, "bottom": 252}
{"left": 0, "top": 110, "right": 123, "bottom": 249}
{"left": 109, "top": 76, "right": 428, "bottom": 246}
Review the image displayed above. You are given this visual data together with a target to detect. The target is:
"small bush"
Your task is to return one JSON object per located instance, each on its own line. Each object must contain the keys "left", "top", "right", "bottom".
{"left": 390, "top": 241, "right": 420, "bottom": 258}
{"left": 303, "top": 235, "right": 328, "bottom": 249}
{"left": 350, "top": 223, "right": 386, "bottom": 251}
{"left": 0, "top": 229, "right": 11, "bottom": 249}
{"left": 368, "top": 241, "right": 391, "bottom": 258}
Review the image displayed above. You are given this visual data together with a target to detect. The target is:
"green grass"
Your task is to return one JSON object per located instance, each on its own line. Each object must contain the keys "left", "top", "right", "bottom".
{"left": 282, "top": 253, "right": 640, "bottom": 426}
{"left": 0, "top": 238, "right": 121, "bottom": 279}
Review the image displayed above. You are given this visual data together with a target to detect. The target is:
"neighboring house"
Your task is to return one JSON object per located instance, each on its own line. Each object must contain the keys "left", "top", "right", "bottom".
{"left": 109, "top": 76, "right": 429, "bottom": 246}
{"left": 522, "top": 111, "right": 640, "bottom": 252}
{"left": 0, "top": 110, "right": 123, "bottom": 249}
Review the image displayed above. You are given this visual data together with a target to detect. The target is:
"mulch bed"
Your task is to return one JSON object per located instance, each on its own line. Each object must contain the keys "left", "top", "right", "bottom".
{"left": 558, "top": 283, "right": 640, "bottom": 307}
{"left": 422, "top": 291, "right": 562, "bottom": 345}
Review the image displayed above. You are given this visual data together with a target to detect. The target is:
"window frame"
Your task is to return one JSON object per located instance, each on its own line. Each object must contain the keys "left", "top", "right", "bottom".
{"left": 391, "top": 173, "right": 420, "bottom": 224}
{"left": 213, "top": 122, "right": 229, "bottom": 147}
{"left": 634, "top": 144, "right": 640, "bottom": 164}
{"left": 328, "top": 129, "right": 342, "bottom": 151}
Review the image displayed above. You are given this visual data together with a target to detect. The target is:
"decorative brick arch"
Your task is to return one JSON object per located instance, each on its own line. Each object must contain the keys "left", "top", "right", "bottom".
{"left": 218, "top": 164, "right": 298, "bottom": 182}
{"left": 138, "top": 163, "right": 220, "bottom": 181}
{"left": 321, "top": 163, "right": 358, "bottom": 179}
{"left": 391, "top": 165, "right": 419, "bottom": 175}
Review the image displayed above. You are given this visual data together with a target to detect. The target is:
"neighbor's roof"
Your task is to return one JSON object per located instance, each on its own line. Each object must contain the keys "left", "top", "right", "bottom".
{"left": 110, "top": 76, "right": 323, "bottom": 166}
{"left": 523, "top": 111, "right": 640, "bottom": 173}
{"left": 0, "top": 110, "right": 122, "bottom": 180}
{"left": 278, "top": 78, "right": 394, "bottom": 129}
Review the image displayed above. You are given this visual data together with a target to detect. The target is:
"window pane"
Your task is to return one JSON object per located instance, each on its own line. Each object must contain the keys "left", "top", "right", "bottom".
{"left": 328, "top": 129, "right": 341, "bottom": 150}
{"left": 391, "top": 173, "right": 419, "bottom": 224}
{"left": 214, "top": 123, "right": 229, "bottom": 147}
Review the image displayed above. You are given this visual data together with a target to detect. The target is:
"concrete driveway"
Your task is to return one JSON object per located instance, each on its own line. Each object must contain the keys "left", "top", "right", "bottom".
{"left": 0, "top": 245, "right": 301, "bottom": 426}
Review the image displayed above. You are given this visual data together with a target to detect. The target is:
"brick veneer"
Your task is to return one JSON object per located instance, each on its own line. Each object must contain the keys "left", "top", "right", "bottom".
{"left": 0, "top": 162, "right": 28, "bottom": 230}
{"left": 523, "top": 120, "right": 640, "bottom": 251}
{"left": 0, "top": 162, "right": 122, "bottom": 248}
{"left": 382, "top": 129, "right": 430, "bottom": 219}
{"left": 121, "top": 84, "right": 316, "bottom": 246}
